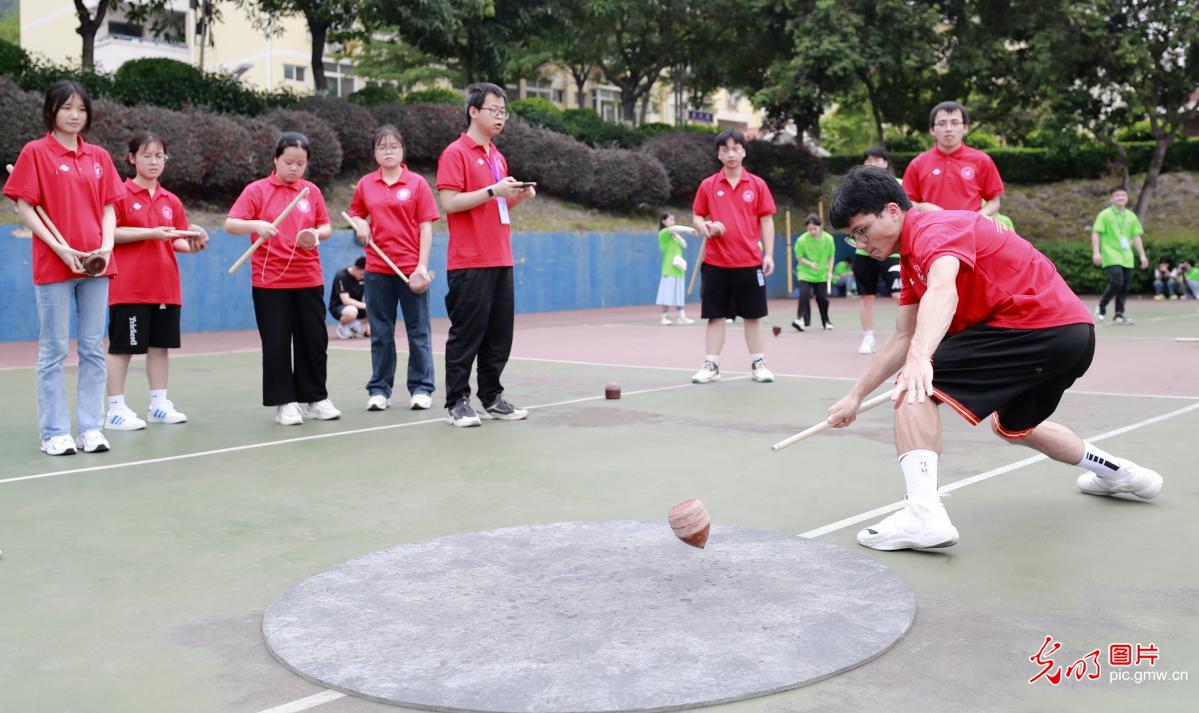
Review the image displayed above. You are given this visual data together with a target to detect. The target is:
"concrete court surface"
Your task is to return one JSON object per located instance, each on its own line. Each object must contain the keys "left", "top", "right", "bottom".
{"left": 0, "top": 296, "right": 1195, "bottom": 713}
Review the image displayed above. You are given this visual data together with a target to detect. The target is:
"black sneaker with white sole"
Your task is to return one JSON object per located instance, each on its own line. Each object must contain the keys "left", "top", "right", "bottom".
{"left": 446, "top": 396, "right": 482, "bottom": 427}
{"left": 481, "top": 394, "right": 529, "bottom": 420}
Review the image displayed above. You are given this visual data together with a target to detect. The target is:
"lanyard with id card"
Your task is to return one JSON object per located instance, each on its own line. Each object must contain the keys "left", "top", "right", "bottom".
{"left": 484, "top": 152, "right": 510, "bottom": 225}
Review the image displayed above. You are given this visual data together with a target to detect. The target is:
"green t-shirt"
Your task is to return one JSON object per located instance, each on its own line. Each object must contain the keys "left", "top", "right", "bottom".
{"left": 833, "top": 260, "right": 852, "bottom": 277}
{"left": 994, "top": 213, "right": 1014, "bottom": 230}
{"left": 659, "top": 228, "right": 685, "bottom": 278}
{"left": 1092, "top": 205, "right": 1143, "bottom": 268}
{"left": 794, "top": 231, "right": 836, "bottom": 282}
{"left": 1187, "top": 266, "right": 1199, "bottom": 282}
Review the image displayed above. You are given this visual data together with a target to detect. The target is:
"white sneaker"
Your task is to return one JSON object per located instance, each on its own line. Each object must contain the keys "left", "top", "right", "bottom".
{"left": 367, "top": 394, "right": 391, "bottom": 411}
{"left": 410, "top": 393, "right": 433, "bottom": 410}
{"left": 350, "top": 319, "right": 367, "bottom": 337}
{"left": 857, "top": 498, "right": 959, "bottom": 551}
{"left": 105, "top": 405, "right": 147, "bottom": 431}
{"left": 823, "top": 322, "right": 835, "bottom": 331}
{"left": 40, "top": 434, "right": 77, "bottom": 456}
{"left": 147, "top": 400, "right": 187, "bottom": 424}
{"left": 305, "top": 399, "right": 341, "bottom": 420}
{"left": 75, "top": 429, "right": 110, "bottom": 454}
{"left": 791, "top": 319, "right": 806, "bottom": 332}
{"left": 691, "top": 360, "right": 721, "bottom": 384}
{"left": 659, "top": 314, "right": 672, "bottom": 325}
{"left": 336, "top": 324, "right": 354, "bottom": 340}
{"left": 676, "top": 316, "right": 695, "bottom": 325}
{"left": 750, "top": 358, "right": 774, "bottom": 383}
{"left": 1095, "top": 305, "right": 1105, "bottom": 321}
{"left": 275, "top": 402, "right": 304, "bottom": 426}
{"left": 858, "top": 333, "right": 877, "bottom": 354}
{"left": 1077, "top": 460, "right": 1163, "bottom": 499}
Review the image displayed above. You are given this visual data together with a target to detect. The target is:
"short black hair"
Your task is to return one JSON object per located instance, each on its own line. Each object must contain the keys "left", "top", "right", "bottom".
{"left": 354, "top": 256, "right": 366, "bottom": 269}
{"left": 274, "top": 132, "right": 310, "bottom": 159}
{"left": 658, "top": 211, "right": 673, "bottom": 230}
{"left": 43, "top": 79, "right": 92, "bottom": 133}
{"left": 1110, "top": 185, "right": 1128, "bottom": 195}
{"left": 714, "top": 129, "right": 746, "bottom": 152}
{"left": 862, "top": 146, "right": 891, "bottom": 165}
{"left": 804, "top": 213, "right": 821, "bottom": 227}
{"left": 465, "top": 82, "right": 505, "bottom": 127}
{"left": 128, "top": 131, "right": 166, "bottom": 158}
{"left": 928, "top": 101, "right": 969, "bottom": 130}
{"left": 373, "top": 124, "right": 404, "bottom": 149}
{"left": 829, "top": 166, "right": 912, "bottom": 231}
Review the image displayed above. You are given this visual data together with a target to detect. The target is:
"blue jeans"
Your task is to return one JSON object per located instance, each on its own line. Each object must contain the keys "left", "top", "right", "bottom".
{"left": 364, "top": 271, "right": 434, "bottom": 399}
{"left": 35, "top": 277, "right": 109, "bottom": 439}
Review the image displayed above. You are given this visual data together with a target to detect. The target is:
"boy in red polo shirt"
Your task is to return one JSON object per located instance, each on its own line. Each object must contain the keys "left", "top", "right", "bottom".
{"left": 690, "top": 130, "right": 776, "bottom": 385}
{"left": 436, "top": 83, "right": 536, "bottom": 427}
{"left": 825, "top": 166, "right": 1163, "bottom": 552}
{"left": 902, "top": 101, "right": 1004, "bottom": 214}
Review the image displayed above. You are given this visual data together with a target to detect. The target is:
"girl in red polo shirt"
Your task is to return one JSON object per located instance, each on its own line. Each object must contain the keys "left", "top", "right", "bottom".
{"left": 346, "top": 124, "right": 439, "bottom": 412}
{"left": 105, "top": 131, "right": 210, "bottom": 432}
{"left": 225, "top": 132, "right": 338, "bottom": 426}
{"left": 3, "top": 80, "right": 126, "bottom": 456}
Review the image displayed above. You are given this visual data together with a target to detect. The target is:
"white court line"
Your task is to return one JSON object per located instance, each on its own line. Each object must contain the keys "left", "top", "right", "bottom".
{"left": 0, "top": 378, "right": 742, "bottom": 487}
{"left": 254, "top": 397, "right": 1199, "bottom": 713}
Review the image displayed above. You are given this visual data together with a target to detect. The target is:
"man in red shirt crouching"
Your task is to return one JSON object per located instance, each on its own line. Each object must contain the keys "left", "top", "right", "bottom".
{"left": 824, "top": 166, "right": 1163, "bottom": 552}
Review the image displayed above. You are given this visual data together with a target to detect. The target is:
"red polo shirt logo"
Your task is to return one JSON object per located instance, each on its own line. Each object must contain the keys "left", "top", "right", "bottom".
{"left": 298, "top": 198, "right": 311, "bottom": 213}
{"left": 961, "top": 166, "right": 976, "bottom": 180}
{"left": 932, "top": 168, "right": 942, "bottom": 176}
{"left": 132, "top": 202, "right": 143, "bottom": 211}
{"left": 58, "top": 163, "right": 70, "bottom": 173}
{"left": 716, "top": 190, "right": 725, "bottom": 197}
{"left": 396, "top": 188, "right": 411, "bottom": 201}
{"left": 742, "top": 190, "right": 755, "bottom": 202}
{"left": 161, "top": 205, "right": 173, "bottom": 220}
{"left": 93, "top": 163, "right": 103, "bottom": 180}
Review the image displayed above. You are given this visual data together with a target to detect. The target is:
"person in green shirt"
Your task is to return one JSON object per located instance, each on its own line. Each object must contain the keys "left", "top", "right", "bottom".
{"left": 831, "top": 259, "right": 855, "bottom": 297}
{"left": 655, "top": 212, "right": 696, "bottom": 324}
{"left": 1180, "top": 258, "right": 1199, "bottom": 299}
{"left": 1091, "top": 186, "right": 1148, "bottom": 324}
{"left": 792, "top": 214, "right": 836, "bottom": 331}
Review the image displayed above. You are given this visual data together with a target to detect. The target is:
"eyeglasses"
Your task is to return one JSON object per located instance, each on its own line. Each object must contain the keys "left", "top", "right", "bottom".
{"left": 375, "top": 144, "right": 403, "bottom": 154}
{"left": 933, "top": 120, "right": 964, "bottom": 129}
{"left": 137, "top": 153, "right": 168, "bottom": 163}
{"left": 843, "top": 215, "right": 879, "bottom": 248}
{"left": 479, "top": 105, "right": 510, "bottom": 119}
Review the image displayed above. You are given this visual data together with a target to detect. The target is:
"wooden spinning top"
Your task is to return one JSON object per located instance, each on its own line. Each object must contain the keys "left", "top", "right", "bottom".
{"left": 605, "top": 382, "right": 621, "bottom": 399}
{"left": 82, "top": 253, "right": 107, "bottom": 276}
{"left": 668, "top": 498, "right": 710, "bottom": 549}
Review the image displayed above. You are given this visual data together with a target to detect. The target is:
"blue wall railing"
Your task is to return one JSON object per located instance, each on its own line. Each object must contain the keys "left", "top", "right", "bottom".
{"left": 0, "top": 226, "right": 793, "bottom": 342}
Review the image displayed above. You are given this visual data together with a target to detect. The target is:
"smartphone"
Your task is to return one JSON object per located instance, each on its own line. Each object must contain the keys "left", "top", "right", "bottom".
{"left": 512, "top": 181, "right": 537, "bottom": 188}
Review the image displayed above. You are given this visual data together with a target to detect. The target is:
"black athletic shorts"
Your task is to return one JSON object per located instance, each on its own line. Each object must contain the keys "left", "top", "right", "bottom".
{"left": 852, "top": 253, "right": 900, "bottom": 296}
{"left": 930, "top": 323, "right": 1095, "bottom": 437}
{"left": 108, "top": 303, "right": 182, "bottom": 354}
{"left": 700, "top": 264, "right": 769, "bottom": 319}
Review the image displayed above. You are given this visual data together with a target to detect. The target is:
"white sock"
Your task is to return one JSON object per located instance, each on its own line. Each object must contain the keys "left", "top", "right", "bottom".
{"left": 678, "top": 308, "right": 687, "bottom": 319}
{"left": 705, "top": 354, "right": 720, "bottom": 365}
{"left": 149, "top": 389, "right": 168, "bottom": 407}
{"left": 750, "top": 352, "right": 764, "bottom": 364}
{"left": 899, "top": 450, "right": 939, "bottom": 501}
{"left": 1077, "top": 442, "right": 1122, "bottom": 478}
{"left": 108, "top": 394, "right": 125, "bottom": 410}
{"left": 864, "top": 330, "right": 875, "bottom": 338}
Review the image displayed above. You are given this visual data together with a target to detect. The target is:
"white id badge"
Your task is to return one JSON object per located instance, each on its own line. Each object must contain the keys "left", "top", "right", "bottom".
{"left": 756, "top": 269, "right": 765, "bottom": 286}
{"left": 1119, "top": 236, "right": 1130, "bottom": 250}
{"left": 497, "top": 197, "right": 510, "bottom": 225}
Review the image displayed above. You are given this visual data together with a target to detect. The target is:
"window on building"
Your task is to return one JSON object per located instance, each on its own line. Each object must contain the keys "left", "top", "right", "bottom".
{"left": 525, "top": 78, "right": 553, "bottom": 101}
{"left": 552, "top": 89, "right": 565, "bottom": 105}
{"left": 107, "top": 21, "right": 143, "bottom": 41}
{"left": 323, "top": 60, "right": 356, "bottom": 97}
{"left": 594, "top": 88, "right": 621, "bottom": 122}
{"left": 106, "top": 10, "right": 185, "bottom": 45}
{"left": 284, "top": 64, "right": 307, "bottom": 83}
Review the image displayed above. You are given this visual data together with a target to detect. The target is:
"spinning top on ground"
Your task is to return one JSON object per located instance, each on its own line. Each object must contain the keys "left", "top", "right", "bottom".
{"left": 605, "top": 382, "right": 621, "bottom": 399}
{"left": 82, "top": 252, "right": 107, "bottom": 276}
{"left": 668, "top": 498, "right": 711, "bottom": 549}
{"left": 772, "top": 325, "right": 782, "bottom": 337}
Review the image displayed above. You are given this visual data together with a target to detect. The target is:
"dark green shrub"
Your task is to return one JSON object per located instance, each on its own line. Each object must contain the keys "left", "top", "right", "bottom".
{"left": 110, "top": 57, "right": 289, "bottom": 114}
{"left": 348, "top": 83, "right": 402, "bottom": 106}
{"left": 746, "top": 140, "right": 825, "bottom": 201}
{"left": 587, "top": 148, "right": 670, "bottom": 210}
{"left": 0, "top": 39, "right": 30, "bottom": 77}
{"left": 369, "top": 102, "right": 461, "bottom": 164}
{"left": 494, "top": 118, "right": 592, "bottom": 199}
{"left": 561, "top": 109, "right": 640, "bottom": 148}
{"left": 509, "top": 97, "right": 565, "bottom": 133}
{"left": 291, "top": 95, "right": 378, "bottom": 167}
{"left": 1036, "top": 237, "right": 1199, "bottom": 294}
{"left": 640, "top": 132, "right": 719, "bottom": 198}
{"left": 260, "top": 108, "right": 343, "bottom": 186}
{"left": 0, "top": 76, "right": 41, "bottom": 169}
{"left": 231, "top": 116, "right": 282, "bottom": 178}
{"left": 401, "top": 88, "right": 461, "bottom": 105}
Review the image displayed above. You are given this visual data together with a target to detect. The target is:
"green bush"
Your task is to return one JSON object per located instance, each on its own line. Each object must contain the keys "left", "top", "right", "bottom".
{"left": 494, "top": 118, "right": 592, "bottom": 199}
{"left": 14, "top": 58, "right": 115, "bottom": 100}
{"left": 509, "top": 97, "right": 565, "bottom": 133}
{"left": 747, "top": 140, "right": 825, "bottom": 202}
{"left": 641, "top": 132, "right": 720, "bottom": 198}
{"left": 110, "top": 57, "right": 290, "bottom": 115}
{"left": 560, "top": 109, "right": 640, "bottom": 148}
{"left": 401, "top": 88, "right": 461, "bottom": 105}
{"left": 0, "top": 76, "right": 41, "bottom": 169}
{"left": 0, "top": 39, "right": 30, "bottom": 77}
{"left": 1117, "top": 120, "right": 1153, "bottom": 142}
{"left": 588, "top": 148, "right": 671, "bottom": 210}
{"left": 348, "top": 83, "right": 402, "bottom": 106}
{"left": 1037, "top": 237, "right": 1199, "bottom": 294}
{"left": 290, "top": 95, "right": 378, "bottom": 168}
{"left": 260, "top": 108, "right": 343, "bottom": 186}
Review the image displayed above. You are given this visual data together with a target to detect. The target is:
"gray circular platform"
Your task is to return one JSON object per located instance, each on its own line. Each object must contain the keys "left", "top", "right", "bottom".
{"left": 263, "top": 522, "right": 916, "bottom": 712}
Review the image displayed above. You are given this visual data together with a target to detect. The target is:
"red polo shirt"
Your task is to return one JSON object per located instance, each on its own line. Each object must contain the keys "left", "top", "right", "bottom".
{"left": 902, "top": 144, "right": 1003, "bottom": 211}
{"left": 227, "top": 174, "right": 330, "bottom": 290}
{"left": 691, "top": 169, "right": 776, "bottom": 268}
{"left": 3, "top": 133, "right": 126, "bottom": 284}
{"left": 110, "top": 179, "right": 188, "bottom": 305}
{"left": 435, "top": 133, "right": 512, "bottom": 270}
{"left": 898, "top": 210, "right": 1093, "bottom": 335}
{"left": 349, "top": 166, "right": 440, "bottom": 274}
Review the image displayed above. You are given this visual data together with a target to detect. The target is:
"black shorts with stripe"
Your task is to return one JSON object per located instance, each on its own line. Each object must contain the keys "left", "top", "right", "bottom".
{"left": 108, "top": 303, "right": 182, "bottom": 354}
{"left": 930, "top": 323, "right": 1095, "bottom": 437}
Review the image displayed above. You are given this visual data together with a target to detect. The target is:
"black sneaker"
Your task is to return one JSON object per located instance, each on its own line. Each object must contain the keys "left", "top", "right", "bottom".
{"left": 481, "top": 393, "right": 529, "bottom": 421}
{"left": 445, "top": 396, "right": 482, "bottom": 427}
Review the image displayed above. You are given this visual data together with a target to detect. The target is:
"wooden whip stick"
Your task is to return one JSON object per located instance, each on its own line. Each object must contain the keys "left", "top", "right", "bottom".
{"left": 785, "top": 209, "right": 793, "bottom": 295}
{"left": 687, "top": 236, "right": 707, "bottom": 295}
{"left": 341, "top": 211, "right": 409, "bottom": 284}
{"left": 7, "top": 163, "right": 100, "bottom": 273}
{"left": 227, "top": 186, "right": 310, "bottom": 274}
{"left": 6, "top": 164, "right": 68, "bottom": 249}
{"left": 770, "top": 391, "right": 893, "bottom": 452}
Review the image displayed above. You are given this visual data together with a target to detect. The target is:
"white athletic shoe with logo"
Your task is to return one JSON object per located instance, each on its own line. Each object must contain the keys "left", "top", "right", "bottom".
{"left": 858, "top": 333, "right": 877, "bottom": 354}
{"left": 409, "top": 393, "right": 433, "bottom": 410}
{"left": 750, "top": 358, "right": 774, "bottom": 383}
{"left": 857, "top": 498, "right": 959, "bottom": 551}
{"left": 275, "top": 402, "right": 304, "bottom": 426}
{"left": 75, "top": 429, "right": 110, "bottom": 454}
{"left": 691, "top": 360, "right": 720, "bottom": 384}
{"left": 1077, "top": 459, "right": 1163, "bottom": 499}
{"left": 367, "top": 394, "right": 391, "bottom": 411}
{"left": 40, "top": 434, "right": 77, "bottom": 456}
{"left": 147, "top": 400, "right": 187, "bottom": 424}
{"left": 105, "top": 405, "right": 147, "bottom": 431}
{"left": 305, "top": 399, "right": 342, "bottom": 420}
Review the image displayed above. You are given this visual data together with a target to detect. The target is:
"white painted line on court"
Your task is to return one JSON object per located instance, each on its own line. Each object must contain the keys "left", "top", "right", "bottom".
{"left": 254, "top": 690, "right": 345, "bottom": 713}
{"left": 0, "top": 378, "right": 740, "bottom": 487}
